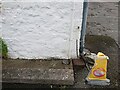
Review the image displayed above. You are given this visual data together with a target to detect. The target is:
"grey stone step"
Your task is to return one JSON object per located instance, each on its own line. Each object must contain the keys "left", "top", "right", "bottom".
{"left": 2, "top": 59, "right": 74, "bottom": 85}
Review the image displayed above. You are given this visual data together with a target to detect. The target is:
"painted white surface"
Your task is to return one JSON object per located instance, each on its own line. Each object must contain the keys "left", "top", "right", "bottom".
{"left": 2, "top": 1, "right": 83, "bottom": 59}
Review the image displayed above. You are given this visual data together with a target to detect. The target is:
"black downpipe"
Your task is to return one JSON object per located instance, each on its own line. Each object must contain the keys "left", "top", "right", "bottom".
{"left": 79, "top": 0, "right": 88, "bottom": 54}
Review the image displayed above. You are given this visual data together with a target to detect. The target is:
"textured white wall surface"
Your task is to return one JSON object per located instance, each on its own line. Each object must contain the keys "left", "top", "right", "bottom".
{"left": 2, "top": 1, "right": 83, "bottom": 59}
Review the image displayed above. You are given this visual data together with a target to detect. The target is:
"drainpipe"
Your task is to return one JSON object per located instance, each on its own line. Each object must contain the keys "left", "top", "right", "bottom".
{"left": 79, "top": 0, "right": 89, "bottom": 54}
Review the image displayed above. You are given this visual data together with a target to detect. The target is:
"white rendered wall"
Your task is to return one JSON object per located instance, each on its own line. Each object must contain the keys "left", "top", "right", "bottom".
{"left": 2, "top": 0, "right": 83, "bottom": 59}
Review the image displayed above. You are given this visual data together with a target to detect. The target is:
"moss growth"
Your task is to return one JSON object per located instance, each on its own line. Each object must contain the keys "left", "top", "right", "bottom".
{"left": 0, "top": 38, "right": 8, "bottom": 58}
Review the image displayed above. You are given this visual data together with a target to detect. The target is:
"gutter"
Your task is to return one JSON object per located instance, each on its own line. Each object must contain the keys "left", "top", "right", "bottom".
{"left": 79, "top": 0, "right": 89, "bottom": 54}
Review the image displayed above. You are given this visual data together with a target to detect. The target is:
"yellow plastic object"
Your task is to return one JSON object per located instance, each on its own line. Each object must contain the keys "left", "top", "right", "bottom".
{"left": 87, "top": 52, "right": 109, "bottom": 81}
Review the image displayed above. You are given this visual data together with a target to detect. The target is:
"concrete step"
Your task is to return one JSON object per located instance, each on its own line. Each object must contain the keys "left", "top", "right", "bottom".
{"left": 2, "top": 59, "right": 74, "bottom": 85}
